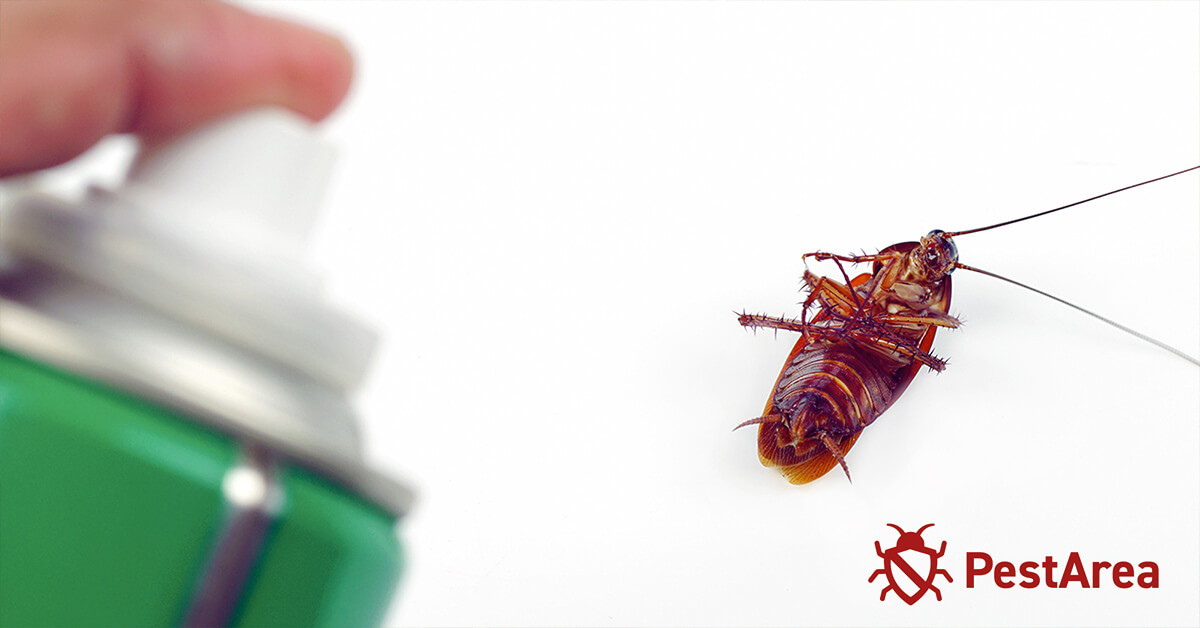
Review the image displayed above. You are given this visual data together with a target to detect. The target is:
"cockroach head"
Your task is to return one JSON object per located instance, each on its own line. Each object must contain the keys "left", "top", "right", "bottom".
{"left": 916, "top": 230, "right": 958, "bottom": 280}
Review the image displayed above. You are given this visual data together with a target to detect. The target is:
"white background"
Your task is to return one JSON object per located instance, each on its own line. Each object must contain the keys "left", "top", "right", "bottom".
{"left": 33, "top": 2, "right": 1200, "bottom": 626}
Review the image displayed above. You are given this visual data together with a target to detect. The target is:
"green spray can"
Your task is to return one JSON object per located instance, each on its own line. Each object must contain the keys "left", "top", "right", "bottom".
{"left": 0, "top": 109, "right": 411, "bottom": 627}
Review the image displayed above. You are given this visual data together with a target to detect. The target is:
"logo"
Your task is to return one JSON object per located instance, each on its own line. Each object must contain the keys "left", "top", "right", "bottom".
{"left": 868, "top": 523, "right": 953, "bottom": 605}
{"left": 866, "top": 523, "right": 1161, "bottom": 603}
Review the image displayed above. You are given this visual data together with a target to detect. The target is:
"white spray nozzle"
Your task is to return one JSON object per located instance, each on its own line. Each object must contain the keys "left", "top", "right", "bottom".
{"left": 125, "top": 108, "right": 335, "bottom": 264}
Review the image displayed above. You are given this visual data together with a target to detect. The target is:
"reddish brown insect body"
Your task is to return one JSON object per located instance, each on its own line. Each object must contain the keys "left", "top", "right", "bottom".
{"left": 736, "top": 166, "right": 1199, "bottom": 485}
{"left": 737, "top": 230, "right": 961, "bottom": 484}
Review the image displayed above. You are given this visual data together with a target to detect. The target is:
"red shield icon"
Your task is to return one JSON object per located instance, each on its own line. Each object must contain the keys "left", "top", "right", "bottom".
{"left": 868, "top": 523, "right": 953, "bottom": 605}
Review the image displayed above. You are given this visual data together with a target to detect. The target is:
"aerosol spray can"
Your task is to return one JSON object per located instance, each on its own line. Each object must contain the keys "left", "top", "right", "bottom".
{"left": 0, "top": 109, "right": 411, "bottom": 627}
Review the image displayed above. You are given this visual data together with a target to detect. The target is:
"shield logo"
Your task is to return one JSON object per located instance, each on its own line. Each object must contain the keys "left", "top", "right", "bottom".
{"left": 885, "top": 547, "right": 935, "bottom": 604}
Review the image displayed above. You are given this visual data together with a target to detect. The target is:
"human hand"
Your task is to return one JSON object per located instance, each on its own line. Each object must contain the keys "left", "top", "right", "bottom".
{"left": 0, "top": 0, "right": 353, "bottom": 177}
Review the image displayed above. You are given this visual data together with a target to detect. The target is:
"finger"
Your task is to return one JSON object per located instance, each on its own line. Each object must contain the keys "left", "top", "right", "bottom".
{"left": 0, "top": 0, "right": 354, "bottom": 177}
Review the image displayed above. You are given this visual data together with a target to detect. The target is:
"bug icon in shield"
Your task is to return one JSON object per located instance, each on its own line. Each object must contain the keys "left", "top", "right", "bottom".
{"left": 869, "top": 523, "right": 953, "bottom": 604}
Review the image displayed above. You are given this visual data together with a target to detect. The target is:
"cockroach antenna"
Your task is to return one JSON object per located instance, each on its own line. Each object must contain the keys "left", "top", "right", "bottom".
{"left": 944, "top": 165, "right": 1200, "bottom": 366}
{"left": 944, "top": 165, "right": 1199, "bottom": 237}
{"left": 952, "top": 261, "right": 1199, "bottom": 366}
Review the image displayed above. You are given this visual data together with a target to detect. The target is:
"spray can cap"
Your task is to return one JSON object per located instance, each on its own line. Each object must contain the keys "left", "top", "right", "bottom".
{"left": 0, "top": 108, "right": 410, "bottom": 517}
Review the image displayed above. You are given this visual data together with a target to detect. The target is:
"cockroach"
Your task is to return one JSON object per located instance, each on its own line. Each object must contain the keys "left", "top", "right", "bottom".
{"left": 736, "top": 165, "right": 1200, "bottom": 485}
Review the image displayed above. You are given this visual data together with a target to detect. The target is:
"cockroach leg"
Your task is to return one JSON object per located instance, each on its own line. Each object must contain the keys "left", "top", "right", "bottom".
{"left": 800, "top": 273, "right": 853, "bottom": 344}
{"left": 738, "top": 313, "right": 834, "bottom": 337}
{"left": 876, "top": 313, "right": 961, "bottom": 329}
{"left": 847, "top": 329, "right": 946, "bottom": 371}
{"left": 802, "top": 271, "right": 859, "bottom": 318}
{"left": 827, "top": 257, "right": 863, "bottom": 309}
{"left": 803, "top": 251, "right": 885, "bottom": 266}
